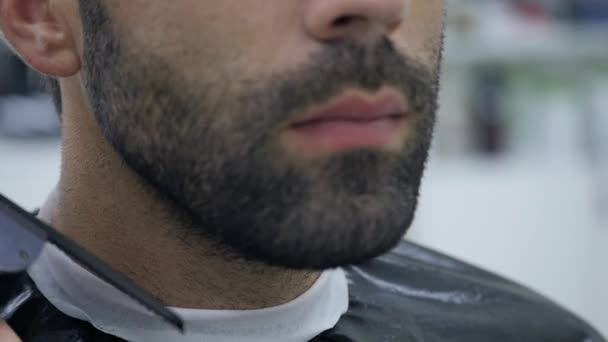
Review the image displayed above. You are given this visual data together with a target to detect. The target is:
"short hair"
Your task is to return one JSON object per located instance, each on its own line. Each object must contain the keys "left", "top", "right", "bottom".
{"left": 46, "top": 77, "right": 62, "bottom": 118}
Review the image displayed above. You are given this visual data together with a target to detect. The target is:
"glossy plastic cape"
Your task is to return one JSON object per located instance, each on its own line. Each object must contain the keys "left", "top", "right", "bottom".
{"left": 6, "top": 240, "right": 606, "bottom": 342}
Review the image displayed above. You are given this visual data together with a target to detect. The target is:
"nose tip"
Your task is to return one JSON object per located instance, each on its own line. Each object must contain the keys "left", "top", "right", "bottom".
{"left": 304, "top": 0, "right": 408, "bottom": 43}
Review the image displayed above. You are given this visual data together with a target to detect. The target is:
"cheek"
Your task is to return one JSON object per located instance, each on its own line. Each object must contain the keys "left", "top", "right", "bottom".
{"left": 107, "top": 0, "right": 305, "bottom": 82}
{"left": 204, "top": 2, "right": 311, "bottom": 79}
{"left": 392, "top": 0, "right": 444, "bottom": 68}
{"left": 106, "top": 2, "right": 249, "bottom": 83}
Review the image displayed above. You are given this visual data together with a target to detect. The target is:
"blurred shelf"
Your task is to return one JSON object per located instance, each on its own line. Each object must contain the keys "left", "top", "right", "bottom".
{"left": 444, "top": 23, "right": 608, "bottom": 67}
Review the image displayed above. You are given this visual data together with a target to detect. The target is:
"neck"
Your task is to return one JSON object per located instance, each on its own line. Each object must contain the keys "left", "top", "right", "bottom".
{"left": 39, "top": 92, "right": 320, "bottom": 310}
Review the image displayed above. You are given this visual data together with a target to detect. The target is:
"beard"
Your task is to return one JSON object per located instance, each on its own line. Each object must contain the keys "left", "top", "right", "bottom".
{"left": 79, "top": 4, "right": 440, "bottom": 270}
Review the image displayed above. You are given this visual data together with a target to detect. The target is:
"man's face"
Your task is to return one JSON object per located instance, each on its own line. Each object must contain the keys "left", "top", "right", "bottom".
{"left": 80, "top": 0, "right": 445, "bottom": 269}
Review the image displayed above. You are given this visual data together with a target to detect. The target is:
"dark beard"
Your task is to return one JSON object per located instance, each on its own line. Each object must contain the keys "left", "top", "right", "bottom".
{"left": 80, "top": 2, "right": 439, "bottom": 269}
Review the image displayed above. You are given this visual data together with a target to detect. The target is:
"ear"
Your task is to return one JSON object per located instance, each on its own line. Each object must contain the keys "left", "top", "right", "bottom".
{"left": 0, "top": 0, "right": 80, "bottom": 77}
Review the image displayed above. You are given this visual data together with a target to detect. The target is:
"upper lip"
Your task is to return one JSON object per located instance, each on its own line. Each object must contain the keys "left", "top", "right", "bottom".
{"left": 290, "top": 90, "right": 409, "bottom": 127}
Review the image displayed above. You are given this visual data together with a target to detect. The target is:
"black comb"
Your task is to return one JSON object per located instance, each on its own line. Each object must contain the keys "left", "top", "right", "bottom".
{"left": 0, "top": 193, "right": 184, "bottom": 332}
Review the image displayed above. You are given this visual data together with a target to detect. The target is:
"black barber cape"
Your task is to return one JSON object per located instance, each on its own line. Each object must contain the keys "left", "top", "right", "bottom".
{"left": 8, "top": 241, "right": 606, "bottom": 342}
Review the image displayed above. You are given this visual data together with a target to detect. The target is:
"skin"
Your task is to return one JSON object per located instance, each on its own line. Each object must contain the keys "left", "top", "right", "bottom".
{"left": 0, "top": 321, "right": 20, "bottom": 342}
{"left": 0, "top": 2, "right": 445, "bottom": 336}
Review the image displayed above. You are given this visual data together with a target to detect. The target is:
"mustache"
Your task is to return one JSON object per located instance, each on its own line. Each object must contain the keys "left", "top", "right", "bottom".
{"left": 236, "top": 38, "right": 439, "bottom": 134}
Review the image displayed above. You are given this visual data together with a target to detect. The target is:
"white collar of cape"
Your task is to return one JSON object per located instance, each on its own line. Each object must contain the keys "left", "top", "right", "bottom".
{"left": 28, "top": 242, "right": 349, "bottom": 342}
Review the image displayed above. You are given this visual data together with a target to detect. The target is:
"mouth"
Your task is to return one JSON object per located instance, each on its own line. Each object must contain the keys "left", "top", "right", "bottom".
{"left": 283, "top": 88, "right": 410, "bottom": 154}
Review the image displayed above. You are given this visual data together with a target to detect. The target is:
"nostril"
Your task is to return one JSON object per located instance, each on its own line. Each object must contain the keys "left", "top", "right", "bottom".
{"left": 332, "top": 15, "right": 363, "bottom": 28}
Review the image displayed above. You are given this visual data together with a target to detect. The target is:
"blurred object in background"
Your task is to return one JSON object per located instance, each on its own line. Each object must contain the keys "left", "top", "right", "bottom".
{"left": 470, "top": 67, "right": 507, "bottom": 155}
{"left": 417, "top": 0, "right": 608, "bottom": 337}
{"left": 438, "top": 0, "right": 608, "bottom": 216}
{"left": 0, "top": 41, "right": 59, "bottom": 138}
{"left": 569, "top": 0, "right": 608, "bottom": 23}
{"left": 583, "top": 75, "right": 608, "bottom": 220}
{"left": 0, "top": 94, "right": 58, "bottom": 138}
{"left": 0, "top": 53, "right": 28, "bottom": 95}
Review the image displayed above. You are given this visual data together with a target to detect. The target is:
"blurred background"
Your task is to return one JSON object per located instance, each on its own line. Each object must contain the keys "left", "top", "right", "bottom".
{"left": 1, "top": 0, "right": 607, "bottom": 336}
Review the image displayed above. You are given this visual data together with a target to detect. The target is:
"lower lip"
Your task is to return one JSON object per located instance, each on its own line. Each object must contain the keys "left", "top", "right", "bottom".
{"left": 285, "top": 116, "right": 406, "bottom": 152}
